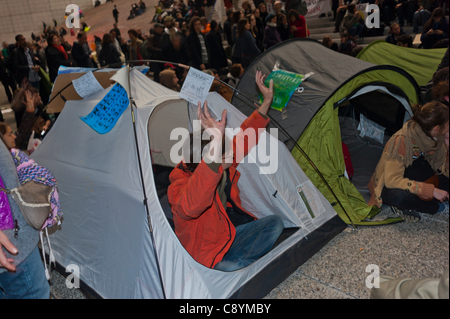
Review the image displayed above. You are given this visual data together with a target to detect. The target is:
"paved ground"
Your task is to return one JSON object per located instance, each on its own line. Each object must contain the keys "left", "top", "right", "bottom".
{"left": 1, "top": 0, "right": 448, "bottom": 300}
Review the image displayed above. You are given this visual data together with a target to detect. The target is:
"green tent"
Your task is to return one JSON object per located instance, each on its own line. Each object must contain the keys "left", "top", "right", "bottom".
{"left": 232, "top": 39, "right": 421, "bottom": 226}
{"left": 356, "top": 40, "right": 447, "bottom": 87}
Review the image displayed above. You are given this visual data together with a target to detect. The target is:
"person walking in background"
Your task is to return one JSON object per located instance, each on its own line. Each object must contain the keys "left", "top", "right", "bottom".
{"left": 113, "top": 5, "right": 119, "bottom": 24}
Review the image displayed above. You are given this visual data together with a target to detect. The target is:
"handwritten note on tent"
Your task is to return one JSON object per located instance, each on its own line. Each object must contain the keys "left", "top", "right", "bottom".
{"left": 179, "top": 68, "right": 214, "bottom": 105}
{"left": 80, "top": 83, "right": 129, "bottom": 134}
{"left": 259, "top": 69, "right": 304, "bottom": 112}
{"left": 72, "top": 71, "right": 105, "bottom": 99}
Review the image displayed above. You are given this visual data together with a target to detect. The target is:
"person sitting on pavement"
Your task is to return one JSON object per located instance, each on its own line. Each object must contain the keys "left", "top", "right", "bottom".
{"left": 368, "top": 101, "right": 449, "bottom": 222}
{"left": 385, "top": 23, "right": 408, "bottom": 45}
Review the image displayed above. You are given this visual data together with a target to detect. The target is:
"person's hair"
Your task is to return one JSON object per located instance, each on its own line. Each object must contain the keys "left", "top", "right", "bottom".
{"left": 226, "top": 8, "right": 234, "bottom": 18}
{"left": 209, "top": 79, "right": 233, "bottom": 102}
{"left": 77, "top": 31, "right": 86, "bottom": 39}
{"left": 0, "top": 122, "right": 8, "bottom": 136}
{"left": 128, "top": 29, "right": 138, "bottom": 37}
{"left": 432, "top": 67, "right": 449, "bottom": 87}
{"left": 0, "top": 123, "right": 11, "bottom": 150}
{"left": 242, "top": 0, "right": 251, "bottom": 11}
{"left": 340, "top": 31, "right": 350, "bottom": 38}
{"left": 347, "top": 3, "right": 356, "bottom": 13}
{"left": 232, "top": 11, "right": 242, "bottom": 26}
{"left": 411, "top": 101, "right": 449, "bottom": 139}
{"left": 15, "top": 34, "right": 23, "bottom": 42}
{"left": 237, "top": 18, "right": 249, "bottom": 37}
{"left": 170, "top": 31, "right": 182, "bottom": 43}
{"left": 431, "top": 80, "right": 449, "bottom": 104}
{"left": 230, "top": 63, "right": 242, "bottom": 78}
{"left": 47, "top": 33, "right": 58, "bottom": 45}
{"left": 209, "top": 19, "right": 218, "bottom": 31}
{"left": 322, "top": 35, "right": 332, "bottom": 47}
{"left": 0, "top": 131, "right": 9, "bottom": 150}
{"left": 397, "top": 34, "right": 413, "bottom": 47}
{"left": 258, "top": 2, "right": 266, "bottom": 11}
{"left": 245, "top": 14, "right": 257, "bottom": 35}
{"left": 432, "top": 38, "right": 449, "bottom": 48}
{"left": 189, "top": 16, "right": 201, "bottom": 34}
{"left": 101, "top": 32, "right": 113, "bottom": 45}
{"left": 388, "top": 23, "right": 399, "bottom": 34}
{"left": 287, "top": 9, "right": 300, "bottom": 21}
{"left": 423, "top": 7, "right": 445, "bottom": 32}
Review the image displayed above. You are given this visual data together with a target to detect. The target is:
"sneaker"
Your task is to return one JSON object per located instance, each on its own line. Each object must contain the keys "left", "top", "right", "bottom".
{"left": 390, "top": 206, "right": 422, "bottom": 223}
{"left": 437, "top": 201, "right": 449, "bottom": 215}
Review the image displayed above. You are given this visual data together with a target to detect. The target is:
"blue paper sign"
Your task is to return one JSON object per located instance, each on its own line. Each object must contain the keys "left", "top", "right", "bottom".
{"left": 80, "top": 83, "right": 129, "bottom": 134}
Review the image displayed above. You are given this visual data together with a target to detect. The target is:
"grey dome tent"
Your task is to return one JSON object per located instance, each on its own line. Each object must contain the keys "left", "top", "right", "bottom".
{"left": 231, "top": 38, "right": 421, "bottom": 226}
{"left": 31, "top": 66, "right": 347, "bottom": 299}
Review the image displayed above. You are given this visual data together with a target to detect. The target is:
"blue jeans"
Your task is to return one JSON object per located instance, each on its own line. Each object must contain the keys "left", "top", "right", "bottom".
{"left": 348, "top": 24, "right": 364, "bottom": 37}
{"left": 413, "top": 10, "right": 431, "bottom": 33}
{"left": 0, "top": 246, "right": 50, "bottom": 299}
{"left": 214, "top": 215, "right": 284, "bottom": 272}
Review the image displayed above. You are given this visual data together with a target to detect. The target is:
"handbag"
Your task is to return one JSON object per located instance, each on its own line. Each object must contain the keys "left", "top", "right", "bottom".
{"left": 0, "top": 176, "right": 14, "bottom": 231}
{"left": 0, "top": 181, "right": 53, "bottom": 230}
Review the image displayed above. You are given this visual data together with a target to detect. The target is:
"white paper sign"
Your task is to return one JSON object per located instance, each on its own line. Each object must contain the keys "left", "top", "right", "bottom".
{"left": 72, "top": 71, "right": 105, "bottom": 99}
{"left": 179, "top": 68, "right": 214, "bottom": 105}
{"left": 305, "top": 0, "right": 332, "bottom": 17}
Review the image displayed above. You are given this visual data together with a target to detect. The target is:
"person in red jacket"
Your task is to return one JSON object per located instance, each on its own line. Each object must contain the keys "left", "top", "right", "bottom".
{"left": 168, "top": 71, "right": 284, "bottom": 271}
{"left": 288, "top": 9, "right": 310, "bottom": 38}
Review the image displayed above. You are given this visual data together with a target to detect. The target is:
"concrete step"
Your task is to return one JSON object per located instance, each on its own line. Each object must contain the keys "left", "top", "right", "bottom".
{"left": 305, "top": 18, "right": 336, "bottom": 28}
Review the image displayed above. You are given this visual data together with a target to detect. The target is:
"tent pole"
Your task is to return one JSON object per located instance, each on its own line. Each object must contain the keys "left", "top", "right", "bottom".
{"left": 126, "top": 65, "right": 168, "bottom": 298}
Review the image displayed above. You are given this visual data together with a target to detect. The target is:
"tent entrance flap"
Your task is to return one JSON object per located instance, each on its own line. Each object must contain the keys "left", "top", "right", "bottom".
{"left": 336, "top": 84, "right": 412, "bottom": 135}
{"left": 337, "top": 84, "right": 412, "bottom": 202}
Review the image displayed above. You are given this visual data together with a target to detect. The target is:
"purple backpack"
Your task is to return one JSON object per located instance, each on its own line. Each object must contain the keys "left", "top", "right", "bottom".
{"left": 0, "top": 175, "right": 14, "bottom": 230}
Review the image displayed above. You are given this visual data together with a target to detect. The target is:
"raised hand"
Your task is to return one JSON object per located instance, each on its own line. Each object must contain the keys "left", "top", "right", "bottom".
{"left": 197, "top": 100, "right": 227, "bottom": 138}
{"left": 255, "top": 70, "right": 273, "bottom": 116}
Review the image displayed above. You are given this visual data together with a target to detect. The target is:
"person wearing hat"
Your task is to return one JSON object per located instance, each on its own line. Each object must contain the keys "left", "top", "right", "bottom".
{"left": 159, "top": 68, "right": 180, "bottom": 91}
{"left": 264, "top": 13, "right": 282, "bottom": 50}
{"left": 163, "top": 15, "right": 179, "bottom": 47}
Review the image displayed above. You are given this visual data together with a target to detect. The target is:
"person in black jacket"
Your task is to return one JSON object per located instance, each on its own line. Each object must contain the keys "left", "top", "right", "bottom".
{"left": 97, "top": 33, "right": 121, "bottom": 67}
{"left": 45, "top": 33, "right": 72, "bottom": 83}
{"left": 161, "top": 32, "right": 189, "bottom": 81}
{"left": 0, "top": 53, "right": 16, "bottom": 103}
{"left": 186, "top": 17, "right": 209, "bottom": 70}
{"left": 12, "top": 35, "right": 41, "bottom": 90}
{"left": 72, "top": 31, "right": 95, "bottom": 68}
{"left": 205, "top": 20, "right": 228, "bottom": 74}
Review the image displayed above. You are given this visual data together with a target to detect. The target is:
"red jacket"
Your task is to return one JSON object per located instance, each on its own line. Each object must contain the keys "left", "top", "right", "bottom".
{"left": 289, "top": 16, "right": 310, "bottom": 38}
{"left": 168, "top": 110, "right": 270, "bottom": 268}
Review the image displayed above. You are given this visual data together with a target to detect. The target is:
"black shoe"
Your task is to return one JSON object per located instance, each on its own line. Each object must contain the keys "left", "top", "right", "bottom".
{"left": 391, "top": 206, "right": 422, "bottom": 223}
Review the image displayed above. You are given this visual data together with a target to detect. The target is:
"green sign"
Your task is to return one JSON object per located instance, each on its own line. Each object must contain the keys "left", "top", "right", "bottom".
{"left": 259, "top": 69, "right": 304, "bottom": 112}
